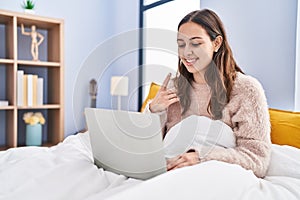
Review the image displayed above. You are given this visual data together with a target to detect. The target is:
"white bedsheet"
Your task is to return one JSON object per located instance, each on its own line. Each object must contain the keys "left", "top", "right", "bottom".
{"left": 0, "top": 132, "right": 300, "bottom": 200}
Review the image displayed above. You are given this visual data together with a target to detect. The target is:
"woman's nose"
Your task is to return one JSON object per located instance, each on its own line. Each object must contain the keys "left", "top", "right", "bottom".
{"left": 184, "top": 46, "right": 193, "bottom": 57}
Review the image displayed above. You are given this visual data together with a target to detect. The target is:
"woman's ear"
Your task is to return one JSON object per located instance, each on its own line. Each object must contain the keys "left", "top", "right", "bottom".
{"left": 214, "top": 35, "right": 223, "bottom": 52}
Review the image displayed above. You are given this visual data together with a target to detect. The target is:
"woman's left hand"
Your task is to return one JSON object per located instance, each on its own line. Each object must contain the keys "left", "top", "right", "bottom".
{"left": 167, "top": 152, "right": 200, "bottom": 170}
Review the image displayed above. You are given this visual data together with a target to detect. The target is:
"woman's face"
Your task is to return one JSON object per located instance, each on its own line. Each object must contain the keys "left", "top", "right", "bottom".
{"left": 177, "top": 22, "right": 216, "bottom": 75}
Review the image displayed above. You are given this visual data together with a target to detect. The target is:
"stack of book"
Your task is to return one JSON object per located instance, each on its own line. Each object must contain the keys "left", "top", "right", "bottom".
{"left": 17, "top": 70, "right": 44, "bottom": 107}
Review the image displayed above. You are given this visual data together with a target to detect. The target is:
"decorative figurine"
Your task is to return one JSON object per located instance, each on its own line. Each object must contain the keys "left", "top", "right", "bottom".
{"left": 21, "top": 24, "right": 44, "bottom": 61}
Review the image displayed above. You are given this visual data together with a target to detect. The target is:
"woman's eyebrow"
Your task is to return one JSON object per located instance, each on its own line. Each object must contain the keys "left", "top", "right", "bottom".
{"left": 177, "top": 36, "right": 203, "bottom": 41}
{"left": 190, "top": 36, "right": 203, "bottom": 40}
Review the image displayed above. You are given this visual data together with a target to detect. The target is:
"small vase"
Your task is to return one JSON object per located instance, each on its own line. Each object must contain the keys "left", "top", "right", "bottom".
{"left": 26, "top": 123, "right": 42, "bottom": 146}
{"left": 24, "top": 9, "right": 35, "bottom": 14}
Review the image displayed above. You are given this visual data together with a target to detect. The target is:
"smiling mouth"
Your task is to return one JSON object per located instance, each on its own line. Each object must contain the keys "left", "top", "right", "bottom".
{"left": 184, "top": 58, "right": 198, "bottom": 65}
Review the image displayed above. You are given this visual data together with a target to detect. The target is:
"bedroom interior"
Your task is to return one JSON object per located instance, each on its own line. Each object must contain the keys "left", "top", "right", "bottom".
{"left": 0, "top": 0, "right": 300, "bottom": 199}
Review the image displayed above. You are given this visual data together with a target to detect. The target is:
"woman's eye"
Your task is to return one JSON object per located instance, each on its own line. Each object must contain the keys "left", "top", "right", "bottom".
{"left": 177, "top": 43, "right": 185, "bottom": 48}
{"left": 192, "top": 43, "right": 201, "bottom": 47}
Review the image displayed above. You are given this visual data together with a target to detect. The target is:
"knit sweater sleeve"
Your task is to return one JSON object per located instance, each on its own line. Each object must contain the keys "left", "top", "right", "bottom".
{"left": 198, "top": 74, "right": 271, "bottom": 178}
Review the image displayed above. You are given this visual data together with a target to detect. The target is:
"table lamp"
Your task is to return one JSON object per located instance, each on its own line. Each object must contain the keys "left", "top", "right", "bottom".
{"left": 110, "top": 76, "right": 129, "bottom": 110}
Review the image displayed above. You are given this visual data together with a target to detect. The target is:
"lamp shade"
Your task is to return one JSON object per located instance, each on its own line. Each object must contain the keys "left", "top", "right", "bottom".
{"left": 110, "top": 76, "right": 129, "bottom": 96}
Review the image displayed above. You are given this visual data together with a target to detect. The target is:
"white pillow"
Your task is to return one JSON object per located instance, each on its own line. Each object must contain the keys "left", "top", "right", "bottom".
{"left": 163, "top": 115, "right": 236, "bottom": 158}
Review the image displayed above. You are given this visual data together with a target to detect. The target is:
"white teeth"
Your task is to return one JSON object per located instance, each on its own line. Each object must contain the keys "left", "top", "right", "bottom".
{"left": 186, "top": 59, "right": 196, "bottom": 63}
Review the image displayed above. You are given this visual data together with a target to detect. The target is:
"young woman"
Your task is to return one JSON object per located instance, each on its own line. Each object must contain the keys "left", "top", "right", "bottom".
{"left": 147, "top": 9, "right": 271, "bottom": 178}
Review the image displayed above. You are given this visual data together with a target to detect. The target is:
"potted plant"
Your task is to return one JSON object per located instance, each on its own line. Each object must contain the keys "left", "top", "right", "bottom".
{"left": 21, "top": 0, "right": 35, "bottom": 14}
{"left": 23, "top": 112, "right": 45, "bottom": 146}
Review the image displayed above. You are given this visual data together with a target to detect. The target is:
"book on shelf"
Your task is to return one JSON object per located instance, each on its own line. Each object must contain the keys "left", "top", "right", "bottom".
{"left": 0, "top": 100, "right": 9, "bottom": 107}
{"left": 37, "top": 78, "right": 43, "bottom": 105}
{"left": 32, "top": 75, "right": 38, "bottom": 106}
{"left": 27, "top": 74, "right": 33, "bottom": 106}
{"left": 23, "top": 74, "right": 28, "bottom": 106}
{"left": 17, "top": 71, "right": 44, "bottom": 107}
{"left": 17, "top": 70, "right": 24, "bottom": 106}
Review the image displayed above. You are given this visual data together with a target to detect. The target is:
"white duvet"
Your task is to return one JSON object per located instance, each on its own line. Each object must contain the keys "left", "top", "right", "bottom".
{"left": 1, "top": 132, "right": 300, "bottom": 200}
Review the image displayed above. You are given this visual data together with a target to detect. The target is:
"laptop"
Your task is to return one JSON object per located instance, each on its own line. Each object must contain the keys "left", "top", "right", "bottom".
{"left": 85, "top": 108, "right": 167, "bottom": 180}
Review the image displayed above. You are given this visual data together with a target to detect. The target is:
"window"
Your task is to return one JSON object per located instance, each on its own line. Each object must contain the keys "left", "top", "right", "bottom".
{"left": 141, "top": 0, "right": 200, "bottom": 102}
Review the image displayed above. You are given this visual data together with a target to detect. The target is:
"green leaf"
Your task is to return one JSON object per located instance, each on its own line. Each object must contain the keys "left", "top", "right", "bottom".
{"left": 22, "top": 0, "right": 35, "bottom": 9}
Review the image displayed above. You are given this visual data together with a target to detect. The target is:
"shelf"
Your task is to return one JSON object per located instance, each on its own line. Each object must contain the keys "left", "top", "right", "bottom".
{"left": 0, "top": 9, "right": 64, "bottom": 150}
{"left": 17, "top": 104, "right": 61, "bottom": 109}
{"left": 0, "top": 9, "right": 63, "bottom": 28}
{"left": 17, "top": 15, "right": 62, "bottom": 29}
{"left": 0, "top": 14, "right": 12, "bottom": 24}
{"left": 0, "top": 106, "right": 14, "bottom": 110}
{"left": 17, "top": 60, "right": 60, "bottom": 67}
{"left": 0, "top": 58, "right": 14, "bottom": 64}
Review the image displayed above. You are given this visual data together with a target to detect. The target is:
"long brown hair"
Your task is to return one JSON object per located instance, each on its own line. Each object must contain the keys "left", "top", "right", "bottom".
{"left": 175, "top": 9, "right": 243, "bottom": 119}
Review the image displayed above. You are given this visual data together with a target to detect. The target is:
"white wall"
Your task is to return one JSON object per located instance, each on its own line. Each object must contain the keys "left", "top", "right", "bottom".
{"left": 71, "top": 0, "right": 140, "bottom": 131}
{"left": 201, "top": 0, "right": 298, "bottom": 111}
{"left": 0, "top": 0, "right": 140, "bottom": 136}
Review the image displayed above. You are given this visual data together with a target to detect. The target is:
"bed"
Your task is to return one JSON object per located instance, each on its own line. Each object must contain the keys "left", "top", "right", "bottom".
{"left": 1, "top": 131, "right": 300, "bottom": 200}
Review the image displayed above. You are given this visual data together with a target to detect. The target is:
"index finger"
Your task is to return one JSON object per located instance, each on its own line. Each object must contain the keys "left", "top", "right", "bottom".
{"left": 161, "top": 73, "right": 171, "bottom": 90}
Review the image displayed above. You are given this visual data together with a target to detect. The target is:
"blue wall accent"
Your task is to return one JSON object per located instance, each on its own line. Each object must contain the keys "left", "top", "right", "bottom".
{"left": 201, "top": 0, "right": 298, "bottom": 111}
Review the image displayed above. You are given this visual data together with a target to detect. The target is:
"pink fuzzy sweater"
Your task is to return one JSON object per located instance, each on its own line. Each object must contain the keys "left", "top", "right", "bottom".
{"left": 149, "top": 72, "right": 271, "bottom": 178}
